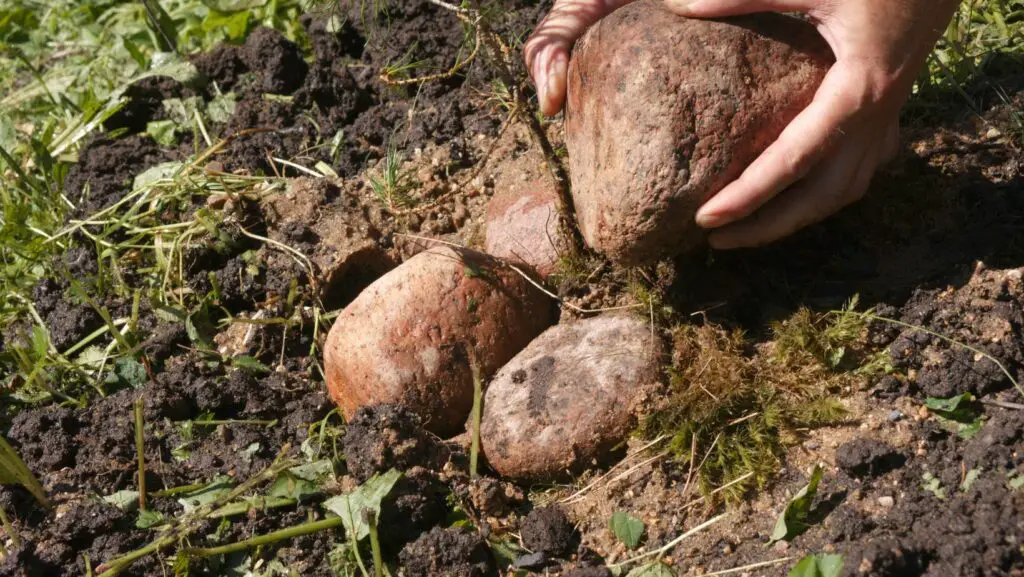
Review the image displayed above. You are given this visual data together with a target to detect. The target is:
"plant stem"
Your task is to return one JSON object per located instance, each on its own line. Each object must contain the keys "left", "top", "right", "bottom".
{"left": 469, "top": 358, "right": 483, "bottom": 480}
{"left": 368, "top": 513, "right": 383, "bottom": 577}
{"left": 208, "top": 496, "right": 297, "bottom": 519}
{"left": 0, "top": 435, "right": 50, "bottom": 508}
{"left": 183, "top": 517, "right": 343, "bottom": 558}
{"left": 0, "top": 506, "right": 19, "bottom": 548}
{"left": 96, "top": 454, "right": 298, "bottom": 575}
{"left": 134, "top": 397, "right": 147, "bottom": 511}
{"left": 465, "top": 0, "right": 585, "bottom": 257}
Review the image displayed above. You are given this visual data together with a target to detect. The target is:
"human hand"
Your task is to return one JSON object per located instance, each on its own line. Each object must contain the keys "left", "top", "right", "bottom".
{"left": 524, "top": 0, "right": 960, "bottom": 249}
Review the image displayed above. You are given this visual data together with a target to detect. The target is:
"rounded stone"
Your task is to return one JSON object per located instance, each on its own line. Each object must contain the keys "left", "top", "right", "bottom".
{"left": 484, "top": 180, "right": 562, "bottom": 278}
{"left": 324, "top": 246, "right": 554, "bottom": 437}
{"left": 565, "top": 0, "right": 833, "bottom": 264}
{"left": 480, "top": 314, "right": 663, "bottom": 479}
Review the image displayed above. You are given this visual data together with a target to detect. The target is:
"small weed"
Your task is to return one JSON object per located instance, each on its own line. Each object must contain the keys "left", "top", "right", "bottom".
{"left": 367, "top": 143, "right": 416, "bottom": 211}
{"left": 0, "top": 434, "right": 50, "bottom": 508}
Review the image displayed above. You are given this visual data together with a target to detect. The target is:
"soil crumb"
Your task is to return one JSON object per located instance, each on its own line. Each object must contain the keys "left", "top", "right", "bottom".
{"left": 399, "top": 527, "right": 495, "bottom": 577}
{"left": 521, "top": 506, "right": 577, "bottom": 557}
{"left": 343, "top": 403, "right": 445, "bottom": 483}
{"left": 834, "top": 439, "right": 907, "bottom": 479}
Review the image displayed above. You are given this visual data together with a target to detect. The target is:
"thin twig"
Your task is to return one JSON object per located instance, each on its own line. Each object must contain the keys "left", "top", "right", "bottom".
{"left": 700, "top": 557, "right": 794, "bottom": 576}
{"left": 469, "top": 355, "right": 484, "bottom": 480}
{"left": 134, "top": 397, "right": 147, "bottom": 511}
{"left": 182, "top": 517, "right": 343, "bottom": 558}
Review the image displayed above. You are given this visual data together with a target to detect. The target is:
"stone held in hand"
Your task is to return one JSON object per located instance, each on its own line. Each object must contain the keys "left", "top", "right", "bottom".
{"left": 480, "top": 314, "right": 663, "bottom": 480}
{"left": 324, "top": 246, "right": 554, "bottom": 438}
{"left": 565, "top": 0, "right": 834, "bottom": 264}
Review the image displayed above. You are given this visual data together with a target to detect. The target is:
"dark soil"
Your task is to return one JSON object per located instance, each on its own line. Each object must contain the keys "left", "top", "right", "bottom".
{"left": 342, "top": 403, "right": 446, "bottom": 483}
{"left": 103, "top": 75, "right": 194, "bottom": 134}
{"left": 834, "top": 439, "right": 906, "bottom": 479}
{"left": 521, "top": 506, "right": 577, "bottom": 557}
{"left": 399, "top": 527, "right": 496, "bottom": 577}
{"left": 5, "top": 1, "right": 1023, "bottom": 576}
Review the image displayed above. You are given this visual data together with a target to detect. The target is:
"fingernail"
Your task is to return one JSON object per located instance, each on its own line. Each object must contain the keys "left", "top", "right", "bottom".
{"left": 544, "top": 52, "right": 568, "bottom": 113}
{"left": 695, "top": 209, "right": 726, "bottom": 228}
{"left": 664, "top": 0, "right": 699, "bottom": 15}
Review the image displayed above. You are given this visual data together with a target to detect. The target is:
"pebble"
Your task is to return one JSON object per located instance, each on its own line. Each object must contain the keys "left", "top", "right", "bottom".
{"left": 878, "top": 496, "right": 895, "bottom": 508}
{"left": 888, "top": 410, "right": 903, "bottom": 422}
{"left": 804, "top": 440, "right": 821, "bottom": 450}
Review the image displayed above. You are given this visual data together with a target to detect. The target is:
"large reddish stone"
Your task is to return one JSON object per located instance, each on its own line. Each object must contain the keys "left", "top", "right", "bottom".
{"left": 324, "top": 246, "right": 554, "bottom": 437}
{"left": 565, "top": 1, "right": 833, "bottom": 264}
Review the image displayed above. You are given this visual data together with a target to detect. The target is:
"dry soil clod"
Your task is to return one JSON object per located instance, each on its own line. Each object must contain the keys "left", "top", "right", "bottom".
{"left": 480, "top": 314, "right": 663, "bottom": 480}
{"left": 565, "top": 0, "right": 833, "bottom": 264}
{"left": 324, "top": 246, "right": 554, "bottom": 438}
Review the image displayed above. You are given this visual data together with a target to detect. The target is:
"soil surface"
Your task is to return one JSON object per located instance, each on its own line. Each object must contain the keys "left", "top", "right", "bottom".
{"left": 3, "top": 2, "right": 1024, "bottom": 576}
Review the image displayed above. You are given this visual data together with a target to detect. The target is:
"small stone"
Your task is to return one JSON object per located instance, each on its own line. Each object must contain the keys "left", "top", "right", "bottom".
{"left": 773, "top": 540, "right": 790, "bottom": 552}
{"left": 877, "top": 496, "right": 895, "bottom": 508}
{"left": 888, "top": 410, "right": 903, "bottom": 422}
{"left": 481, "top": 314, "right": 663, "bottom": 479}
{"left": 804, "top": 440, "right": 821, "bottom": 450}
{"left": 484, "top": 180, "right": 562, "bottom": 278}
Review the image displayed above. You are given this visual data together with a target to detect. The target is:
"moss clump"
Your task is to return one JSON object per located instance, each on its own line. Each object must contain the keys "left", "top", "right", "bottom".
{"left": 639, "top": 301, "right": 872, "bottom": 502}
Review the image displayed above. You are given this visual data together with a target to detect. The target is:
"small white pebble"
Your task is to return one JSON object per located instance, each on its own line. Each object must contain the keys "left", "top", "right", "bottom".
{"left": 878, "top": 496, "right": 895, "bottom": 508}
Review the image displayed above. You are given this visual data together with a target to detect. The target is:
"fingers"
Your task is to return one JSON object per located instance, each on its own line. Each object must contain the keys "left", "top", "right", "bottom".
{"left": 707, "top": 121, "right": 883, "bottom": 249}
{"left": 524, "top": 0, "right": 634, "bottom": 115}
{"left": 881, "top": 118, "right": 900, "bottom": 163}
{"left": 665, "top": 0, "right": 821, "bottom": 17}
{"left": 695, "top": 66, "right": 876, "bottom": 229}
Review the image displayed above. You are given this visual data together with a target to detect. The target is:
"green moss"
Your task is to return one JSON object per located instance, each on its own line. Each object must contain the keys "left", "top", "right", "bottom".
{"left": 639, "top": 304, "right": 867, "bottom": 503}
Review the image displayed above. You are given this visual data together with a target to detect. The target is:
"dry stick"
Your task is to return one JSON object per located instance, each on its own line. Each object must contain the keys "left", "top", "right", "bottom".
{"left": 0, "top": 505, "right": 17, "bottom": 556}
{"left": 393, "top": 234, "right": 640, "bottom": 314}
{"left": 469, "top": 356, "right": 484, "bottom": 480}
{"left": 134, "top": 397, "right": 147, "bottom": 511}
{"left": 182, "top": 517, "right": 343, "bottom": 559}
{"left": 609, "top": 513, "right": 726, "bottom": 571}
{"left": 700, "top": 557, "right": 794, "bottom": 576}
{"left": 425, "top": 0, "right": 584, "bottom": 256}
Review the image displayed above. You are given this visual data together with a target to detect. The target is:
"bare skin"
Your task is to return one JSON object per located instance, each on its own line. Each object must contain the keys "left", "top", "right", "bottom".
{"left": 525, "top": 0, "right": 961, "bottom": 249}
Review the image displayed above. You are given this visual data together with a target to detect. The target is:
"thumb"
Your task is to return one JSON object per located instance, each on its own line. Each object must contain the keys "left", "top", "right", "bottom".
{"left": 665, "top": 0, "right": 818, "bottom": 17}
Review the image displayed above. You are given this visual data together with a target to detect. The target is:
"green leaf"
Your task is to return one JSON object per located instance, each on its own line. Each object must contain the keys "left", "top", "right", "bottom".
{"left": 961, "top": 468, "right": 982, "bottom": 492}
{"left": 145, "top": 53, "right": 203, "bottom": 88}
{"left": 103, "top": 489, "right": 141, "bottom": 512}
{"left": 269, "top": 471, "right": 320, "bottom": 501}
{"left": 201, "top": 0, "right": 267, "bottom": 11}
{"left": 146, "top": 119, "right": 178, "bottom": 146}
{"left": 178, "top": 476, "right": 234, "bottom": 513}
{"left": 323, "top": 469, "right": 402, "bottom": 541}
{"left": 924, "top": 393, "right": 980, "bottom": 423}
{"left": 136, "top": 508, "right": 166, "bottom": 529}
{"left": 133, "top": 160, "right": 183, "bottom": 190}
{"left": 788, "top": 554, "right": 844, "bottom": 577}
{"left": 233, "top": 355, "right": 272, "bottom": 375}
{"left": 609, "top": 511, "right": 645, "bottom": 550}
{"left": 1008, "top": 473, "right": 1024, "bottom": 491}
{"left": 769, "top": 465, "right": 823, "bottom": 545}
{"left": 206, "top": 92, "right": 237, "bottom": 124}
{"left": 626, "top": 562, "right": 676, "bottom": 577}
{"left": 922, "top": 472, "right": 947, "bottom": 500}
{"left": 105, "top": 357, "right": 148, "bottom": 389}
{"left": 203, "top": 9, "right": 252, "bottom": 41}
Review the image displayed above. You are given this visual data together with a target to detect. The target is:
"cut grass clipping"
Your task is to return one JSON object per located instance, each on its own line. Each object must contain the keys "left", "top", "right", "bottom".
{"left": 640, "top": 300, "right": 868, "bottom": 502}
